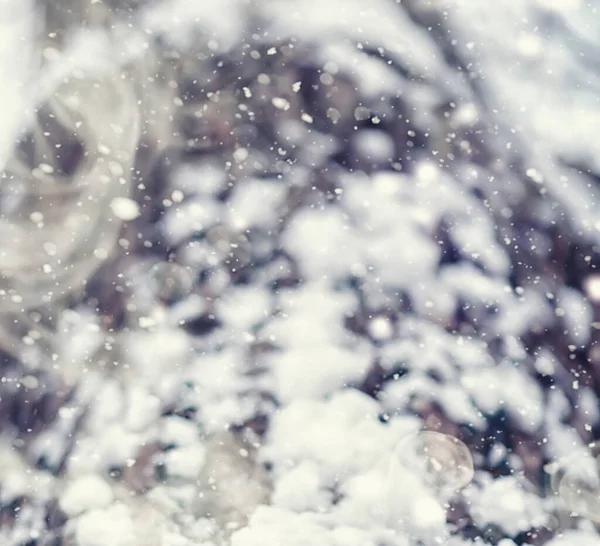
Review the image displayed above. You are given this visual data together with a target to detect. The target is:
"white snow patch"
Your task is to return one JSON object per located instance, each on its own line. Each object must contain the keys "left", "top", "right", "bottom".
{"left": 218, "top": 286, "right": 272, "bottom": 333}
{"left": 271, "top": 461, "right": 330, "bottom": 513}
{"left": 163, "top": 444, "right": 206, "bottom": 479}
{"left": 546, "top": 530, "right": 600, "bottom": 546}
{"left": 161, "top": 416, "right": 199, "bottom": 447}
{"left": 263, "top": 282, "right": 356, "bottom": 348}
{"left": 162, "top": 197, "right": 222, "bottom": 245}
{"left": 141, "top": 0, "right": 244, "bottom": 52}
{"left": 353, "top": 130, "right": 394, "bottom": 162}
{"left": 75, "top": 503, "right": 136, "bottom": 546}
{"left": 271, "top": 344, "right": 371, "bottom": 402}
{"left": 556, "top": 287, "right": 592, "bottom": 345}
{"left": 0, "top": 0, "right": 35, "bottom": 169}
{"left": 282, "top": 207, "right": 361, "bottom": 280}
{"left": 265, "top": 390, "right": 419, "bottom": 483}
{"left": 60, "top": 475, "right": 114, "bottom": 517}
{"left": 471, "top": 476, "right": 547, "bottom": 535}
{"left": 125, "top": 327, "right": 190, "bottom": 389}
{"left": 227, "top": 179, "right": 287, "bottom": 230}
{"left": 231, "top": 506, "right": 332, "bottom": 546}
{"left": 462, "top": 363, "right": 544, "bottom": 433}
{"left": 124, "top": 387, "right": 161, "bottom": 432}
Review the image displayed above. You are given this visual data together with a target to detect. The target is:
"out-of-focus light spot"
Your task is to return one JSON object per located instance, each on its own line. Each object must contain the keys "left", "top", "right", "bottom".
{"left": 517, "top": 34, "right": 542, "bottom": 58}
{"left": 583, "top": 275, "right": 600, "bottom": 303}
{"left": 394, "top": 431, "right": 474, "bottom": 493}
{"left": 546, "top": 442, "right": 600, "bottom": 522}
{"left": 110, "top": 197, "right": 140, "bottom": 221}
{"left": 415, "top": 162, "right": 439, "bottom": 184}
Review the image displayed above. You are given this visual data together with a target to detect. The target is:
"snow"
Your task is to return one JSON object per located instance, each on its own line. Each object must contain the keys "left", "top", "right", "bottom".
{"left": 556, "top": 287, "right": 593, "bottom": 345}
{"left": 124, "top": 327, "right": 190, "bottom": 387}
{"left": 547, "top": 531, "right": 600, "bottom": 546}
{"left": 140, "top": 0, "right": 244, "bottom": 52}
{"left": 217, "top": 286, "right": 271, "bottom": 333}
{"left": 230, "top": 506, "right": 335, "bottom": 546}
{"left": 59, "top": 475, "right": 114, "bottom": 517}
{"left": 411, "top": 495, "right": 447, "bottom": 529}
{"left": 226, "top": 179, "right": 287, "bottom": 231}
{"left": 75, "top": 503, "right": 136, "bottom": 546}
{"left": 443, "top": 0, "right": 600, "bottom": 234}
{"left": 272, "top": 345, "right": 371, "bottom": 402}
{"left": 367, "top": 316, "right": 394, "bottom": 341}
{"left": 264, "top": 0, "right": 444, "bottom": 82}
{"left": 282, "top": 207, "right": 362, "bottom": 281}
{"left": 162, "top": 197, "right": 223, "bottom": 246}
{"left": 161, "top": 416, "right": 200, "bottom": 447}
{"left": 583, "top": 275, "right": 600, "bottom": 303}
{"left": 462, "top": 363, "right": 545, "bottom": 433}
{"left": 271, "top": 461, "right": 330, "bottom": 513}
{"left": 124, "top": 387, "right": 161, "bottom": 432}
{"left": 109, "top": 197, "right": 141, "bottom": 221}
{"left": 163, "top": 445, "right": 206, "bottom": 479}
{"left": 2, "top": 0, "right": 600, "bottom": 545}
{"left": 319, "top": 43, "right": 406, "bottom": 100}
{"left": 264, "top": 390, "right": 420, "bottom": 484}
{"left": 471, "top": 476, "right": 548, "bottom": 536}
{"left": 353, "top": 130, "right": 395, "bottom": 163}
{"left": 0, "top": 446, "right": 56, "bottom": 502}
{"left": 0, "top": 0, "right": 35, "bottom": 168}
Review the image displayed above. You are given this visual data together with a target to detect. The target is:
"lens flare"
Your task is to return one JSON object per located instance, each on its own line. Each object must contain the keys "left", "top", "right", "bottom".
{"left": 546, "top": 442, "right": 600, "bottom": 522}
{"left": 394, "top": 431, "right": 474, "bottom": 493}
{"left": 0, "top": 68, "right": 138, "bottom": 311}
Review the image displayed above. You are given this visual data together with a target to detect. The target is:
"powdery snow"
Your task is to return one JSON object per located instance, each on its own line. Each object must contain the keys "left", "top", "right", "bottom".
{"left": 1, "top": 0, "right": 600, "bottom": 545}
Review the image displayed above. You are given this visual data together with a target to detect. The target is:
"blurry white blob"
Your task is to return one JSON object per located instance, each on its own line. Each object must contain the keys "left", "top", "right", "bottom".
{"left": 392, "top": 431, "right": 474, "bottom": 494}
{"left": 367, "top": 315, "right": 394, "bottom": 341}
{"left": 110, "top": 197, "right": 141, "bottom": 221}
{"left": 545, "top": 442, "right": 600, "bottom": 522}
{"left": 60, "top": 474, "right": 114, "bottom": 517}
{"left": 583, "top": 275, "right": 600, "bottom": 303}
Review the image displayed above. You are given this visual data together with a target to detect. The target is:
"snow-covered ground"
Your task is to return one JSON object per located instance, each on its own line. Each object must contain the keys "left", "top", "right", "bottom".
{"left": 1, "top": 0, "right": 600, "bottom": 545}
